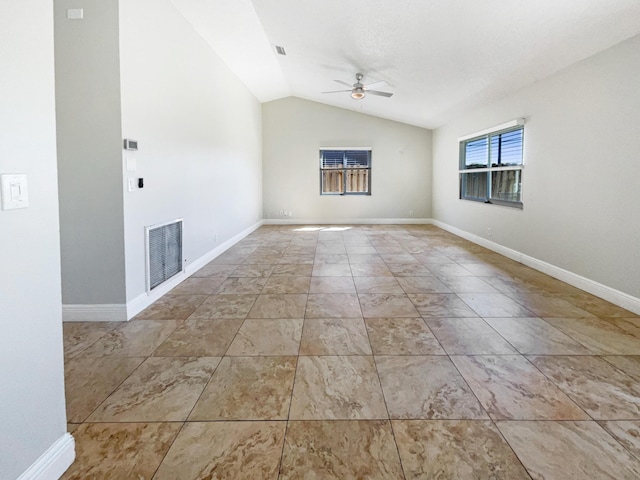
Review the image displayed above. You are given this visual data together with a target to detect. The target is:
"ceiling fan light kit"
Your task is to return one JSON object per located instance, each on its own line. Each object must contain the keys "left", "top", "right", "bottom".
{"left": 322, "top": 72, "right": 393, "bottom": 100}
{"left": 351, "top": 88, "right": 365, "bottom": 99}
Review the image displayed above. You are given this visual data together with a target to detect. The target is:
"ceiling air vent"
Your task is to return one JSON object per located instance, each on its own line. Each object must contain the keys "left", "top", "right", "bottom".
{"left": 275, "top": 45, "right": 287, "bottom": 56}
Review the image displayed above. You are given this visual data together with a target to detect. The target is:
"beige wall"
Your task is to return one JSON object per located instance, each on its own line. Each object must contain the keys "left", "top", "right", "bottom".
{"left": 0, "top": 1, "right": 68, "bottom": 477}
{"left": 119, "top": 0, "right": 263, "bottom": 304}
{"left": 262, "top": 97, "right": 432, "bottom": 222}
{"left": 432, "top": 34, "right": 640, "bottom": 299}
{"left": 55, "top": 0, "right": 126, "bottom": 304}
{"left": 54, "top": 0, "right": 263, "bottom": 314}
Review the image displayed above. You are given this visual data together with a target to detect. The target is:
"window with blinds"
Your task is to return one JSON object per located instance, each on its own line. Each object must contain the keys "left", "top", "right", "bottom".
{"left": 459, "top": 124, "right": 524, "bottom": 207}
{"left": 320, "top": 149, "right": 371, "bottom": 195}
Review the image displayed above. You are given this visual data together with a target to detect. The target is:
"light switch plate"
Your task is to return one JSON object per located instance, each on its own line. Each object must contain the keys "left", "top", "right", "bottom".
{"left": 126, "top": 157, "right": 137, "bottom": 172}
{"left": 1, "top": 174, "right": 29, "bottom": 210}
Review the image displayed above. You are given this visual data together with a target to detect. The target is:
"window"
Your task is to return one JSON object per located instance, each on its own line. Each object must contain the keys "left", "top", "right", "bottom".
{"left": 320, "top": 149, "right": 371, "bottom": 195}
{"left": 459, "top": 121, "right": 524, "bottom": 208}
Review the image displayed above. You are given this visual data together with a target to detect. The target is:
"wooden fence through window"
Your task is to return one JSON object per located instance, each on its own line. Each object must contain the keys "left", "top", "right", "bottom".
{"left": 322, "top": 168, "right": 369, "bottom": 193}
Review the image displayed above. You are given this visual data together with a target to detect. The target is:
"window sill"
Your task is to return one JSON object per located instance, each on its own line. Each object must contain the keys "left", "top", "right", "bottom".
{"left": 321, "top": 193, "right": 371, "bottom": 196}
{"left": 460, "top": 197, "right": 523, "bottom": 209}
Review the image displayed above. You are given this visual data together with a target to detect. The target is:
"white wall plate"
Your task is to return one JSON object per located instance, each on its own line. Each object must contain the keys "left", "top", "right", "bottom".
{"left": 1, "top": 174, "right": 29, "bottom": 210}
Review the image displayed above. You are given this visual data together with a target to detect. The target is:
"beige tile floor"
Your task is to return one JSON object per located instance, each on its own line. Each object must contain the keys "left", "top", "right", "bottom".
{"left": 62, "top": 224, "right": 640, "bottom": 479}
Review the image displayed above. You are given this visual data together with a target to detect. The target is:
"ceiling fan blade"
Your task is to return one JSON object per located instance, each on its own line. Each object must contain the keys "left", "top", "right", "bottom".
{"left": 366, "top": 90, "right": 393, "bottom": 97}
{"left": 334, "top": 80, "right": 353, "bottom": 87}
{"left": 363, "top": 80, "right": 387, "bottom": 90}
{"left": 322, "top": 89, "right": 352, "bottom": 94}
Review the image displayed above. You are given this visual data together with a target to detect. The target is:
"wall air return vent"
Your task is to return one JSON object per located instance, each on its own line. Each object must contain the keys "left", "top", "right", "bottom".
{"left": 275, "top": 45, "right": 287, "bottom": 55}
{"left": 145, "top": 219, "right": 183, "bottom": 292}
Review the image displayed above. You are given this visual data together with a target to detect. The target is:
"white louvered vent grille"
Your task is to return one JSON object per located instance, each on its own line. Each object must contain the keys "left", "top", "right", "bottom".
{"left": 146, "top": 219, "right": 183, "bottom": 291}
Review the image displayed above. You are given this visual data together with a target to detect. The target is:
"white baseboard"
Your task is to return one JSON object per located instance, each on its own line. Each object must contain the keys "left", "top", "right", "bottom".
{"left": 125, "top": 270, "right": 190, "bottom": 321}
{"left": 431, "top": 219, "right": 640, "bottom": 315}
{"left": 125, "top": 220, "right": 264, "bottom": 320}
{"left": 62, "top": 304, "right": 127, "bottom": 322}
{"left": 429, "top": 220, "right": 523, "bottom": 263}
{"left": 262, "top": 217, "right": 431, "bottom": 225}
{"left": 183, "top": 220, "right": 265, "bottom": 275}
{"left": 64, "top": 217, "right": 639, "bottom": 320}
{"left": 17, "top": 433, "right": 75, "bottom": 480}
{"left": 520, "top": 255, "right": 640, "bottom": 315}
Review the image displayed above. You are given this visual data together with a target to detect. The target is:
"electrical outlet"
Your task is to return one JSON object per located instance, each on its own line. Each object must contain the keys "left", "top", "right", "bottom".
{"left": 409, "top": 210, "right": 414, "bottom": 217}
{"left": 288, "top": 211, "right": 293, "bottom": 217}
{"left": 487, "top": 227, "right": 492, "bottom": 237}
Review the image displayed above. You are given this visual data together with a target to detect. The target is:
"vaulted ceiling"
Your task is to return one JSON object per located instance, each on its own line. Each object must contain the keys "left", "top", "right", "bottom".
{"left": 171, "top": 0, "right": 640, "bottom": 129}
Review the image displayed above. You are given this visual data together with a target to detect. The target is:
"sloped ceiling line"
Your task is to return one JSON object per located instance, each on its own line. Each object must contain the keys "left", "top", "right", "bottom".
{"left": 172, "top": 0, "right": 640, "bottom": 128}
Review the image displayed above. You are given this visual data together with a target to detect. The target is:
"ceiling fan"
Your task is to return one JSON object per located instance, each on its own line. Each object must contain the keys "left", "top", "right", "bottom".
{"left": 322, "top": 73, "right": 393, "bottom": 100}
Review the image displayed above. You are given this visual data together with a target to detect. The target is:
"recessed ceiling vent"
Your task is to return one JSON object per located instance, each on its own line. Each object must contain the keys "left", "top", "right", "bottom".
{"left": 275, "top": 45, "right": 287, "bottom": 56}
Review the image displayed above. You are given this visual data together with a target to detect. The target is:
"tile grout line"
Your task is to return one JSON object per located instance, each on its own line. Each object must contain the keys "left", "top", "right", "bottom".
{"left": 366, "top": 317, "right": 408, "bottom": 480}
{"left": 63, "top": 224, "right": 640, "bottom": 478}
{"left": 275, "top": 236, "right": 301, "bottom": 479}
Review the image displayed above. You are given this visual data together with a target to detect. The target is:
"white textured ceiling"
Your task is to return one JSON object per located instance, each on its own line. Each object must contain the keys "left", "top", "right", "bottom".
{"left": 172, "top": 0, "right": 640, "bottom": 129}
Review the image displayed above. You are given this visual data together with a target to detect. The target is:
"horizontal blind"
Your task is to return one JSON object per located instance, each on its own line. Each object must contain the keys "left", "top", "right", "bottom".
{"left": 464, "top": 137, "right": 488, "bottom": 168}
{"left": 462, "top": 126, "right": 523, "bottom": 170}
{"left": 345, "top": 150, "right": 371, "bottom": 167}
{"left": 321, "top": 150, "right": 344, "bottom": 168}
{"left": 490, "top": 128, "right": 523, "bottom": 166}
{"left": 321, "top": 149, "right": 371, "bottom": 168}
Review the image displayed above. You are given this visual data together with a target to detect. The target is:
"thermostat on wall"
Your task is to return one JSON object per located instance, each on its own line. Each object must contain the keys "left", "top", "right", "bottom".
{"left": 123, "top": 139, "right": 138, "bottom": 151}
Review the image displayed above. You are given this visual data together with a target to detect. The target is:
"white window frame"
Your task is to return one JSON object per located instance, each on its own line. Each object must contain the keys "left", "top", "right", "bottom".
{"left": 458, "top": 119, "right": 525, "bottom": 208}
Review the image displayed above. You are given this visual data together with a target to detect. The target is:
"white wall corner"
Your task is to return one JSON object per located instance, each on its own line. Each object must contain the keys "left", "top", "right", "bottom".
{"left": 262, "top": 218, "right": 433, "bottom": 225}
{"left": 126, "top": 220, "right": 264, "bottom": 320}
{"left": 431, "top": 219, "right": 640, "bottom": 315}
{"left": 17, "top": 433, "right": 75, "bottom": 480}
{"left": 62, "top": 304, "right": 127, "bottom": 322}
